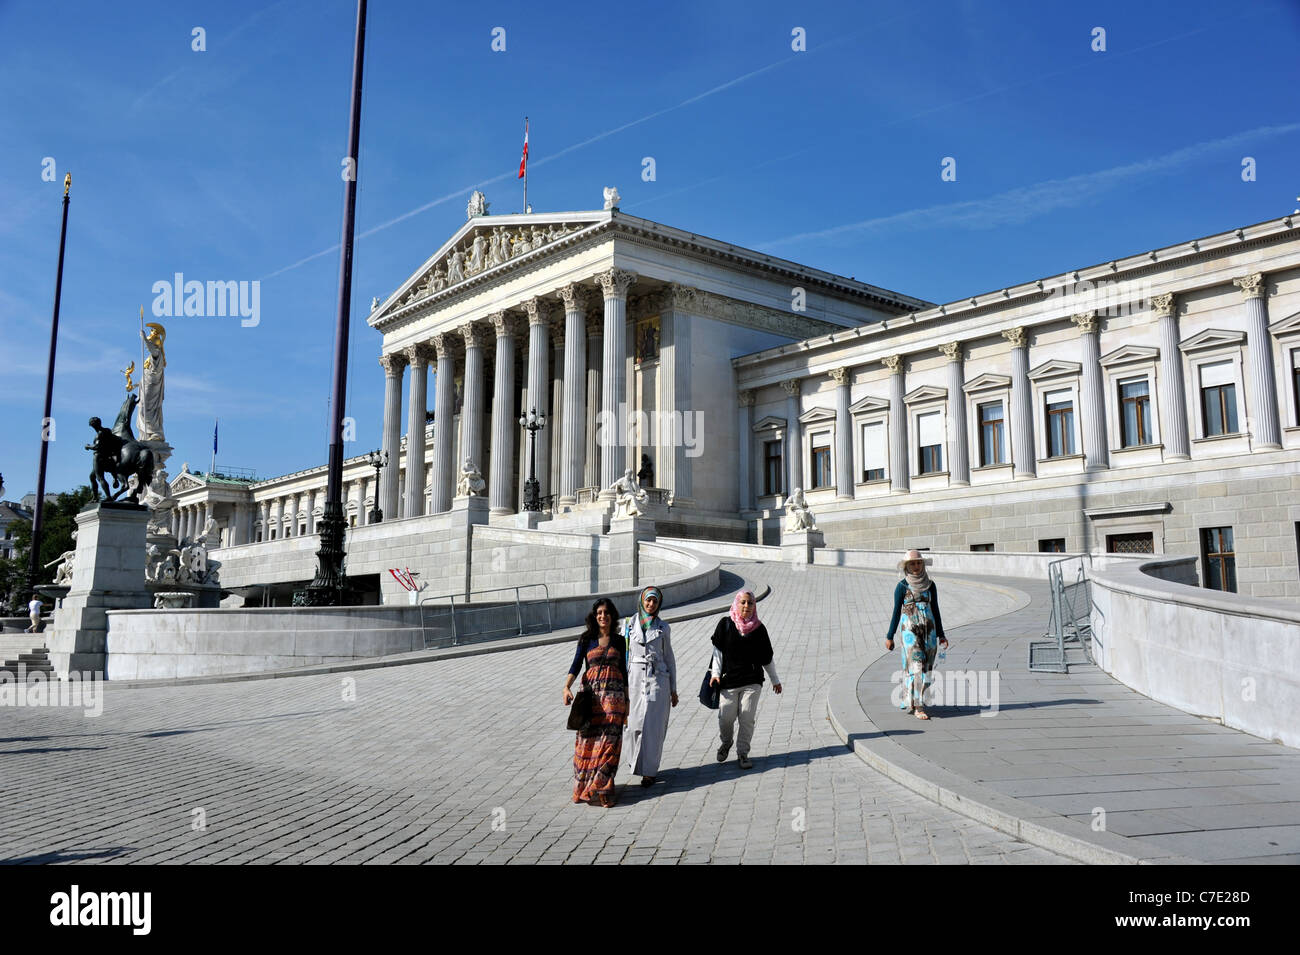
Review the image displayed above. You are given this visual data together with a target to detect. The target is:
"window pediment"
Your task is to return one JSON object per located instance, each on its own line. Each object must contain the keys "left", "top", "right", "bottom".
{"left": 962, "top": 372, "right": 1012, "bottom": 394}
{"left": 903, "top": 384, "right": 948, "bottom": 404}
{"left": 1027, "top": 359, "right": 1082, "bottom": 381}
{"left": 798, "top": 406, "right": 837, "bottom": 425}
{"left": 753, "top": 415, "right": 787, "bottom": 433}
{"left": 1178, "top": 328, "right": 1245, "bottom": 354}
{"left": 1099, "top": 344, "right": 1159, "bottom": 367}
{"left": 849, "top": 395, "right": 889, "bottom": 415}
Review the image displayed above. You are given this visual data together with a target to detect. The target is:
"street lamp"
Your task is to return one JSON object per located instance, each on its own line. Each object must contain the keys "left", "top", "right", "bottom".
{"left": 366, "top": 449, "right": 387, "bottom": 523}
{"left": 519, "top": 407, "right": 546, "bottom": 511}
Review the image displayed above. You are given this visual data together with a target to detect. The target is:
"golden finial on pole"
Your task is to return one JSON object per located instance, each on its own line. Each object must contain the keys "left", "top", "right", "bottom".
{"left": 63, "top": 173, "right": 71, "bottom": 197}
{"left": 122, "top": 361, "right": 136, "bottom": 392}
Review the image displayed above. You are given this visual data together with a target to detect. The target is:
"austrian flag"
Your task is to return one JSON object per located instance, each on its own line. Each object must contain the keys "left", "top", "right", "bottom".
{"left": 518, "top": 120, "right": 529, "bottom": 179}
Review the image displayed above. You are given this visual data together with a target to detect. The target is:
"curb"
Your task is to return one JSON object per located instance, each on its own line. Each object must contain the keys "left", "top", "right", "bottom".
{"left": 825, "top": 660, "right": 1202, "bottom": 866}
{"left": 104, "top": 579, "right": 771, "bottom": 690}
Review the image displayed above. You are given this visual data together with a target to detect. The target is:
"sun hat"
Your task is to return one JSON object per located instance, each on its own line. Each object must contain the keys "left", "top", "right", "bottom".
{"left": 896, "top": 548, "right": 933, "bottom": 571}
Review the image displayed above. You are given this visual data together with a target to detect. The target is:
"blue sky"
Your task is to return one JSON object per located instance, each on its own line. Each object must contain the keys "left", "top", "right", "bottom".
{"left": 2, "top": 0, "right": 1298, "bottom": 499}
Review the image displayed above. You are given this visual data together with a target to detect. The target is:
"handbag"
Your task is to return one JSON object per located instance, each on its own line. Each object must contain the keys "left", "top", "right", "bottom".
{"left": 698, "top": 670, "right": 720, "bottom": 710}
{"left": 567, "top": 688, "right": 592, "bottom": 731}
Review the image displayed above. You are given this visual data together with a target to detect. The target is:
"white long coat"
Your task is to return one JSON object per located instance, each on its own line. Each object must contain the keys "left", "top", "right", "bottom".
{"left": 624, "top": 616, "right": 676, "bottom": 777}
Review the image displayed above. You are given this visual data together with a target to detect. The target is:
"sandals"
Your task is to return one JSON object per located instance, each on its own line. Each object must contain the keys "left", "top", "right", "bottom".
{"left": 597, "top": 792, "right": 618, "bottom": 808}
{"left": 915, "top": 709, "right": 930, "bottom": 720}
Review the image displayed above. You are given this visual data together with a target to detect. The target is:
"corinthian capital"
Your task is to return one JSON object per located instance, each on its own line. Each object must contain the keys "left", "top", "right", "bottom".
{"left": 667, "top": 283, "right": 699, "bottom": 310}
{"left": 524, "top": 297, "right": 550, "bottom": 326}
{"left": 1000, "top": 326, "right": 1027, "bottom": 349}
{"left": 882, "top": 354, "right": 905, "bottom": 376}
{"left": 1149, "top": 293, "right": 1177, "bottom": 318}
{"left": 460, "top": 322, "right": 486, "bottom": 350}
{"left": 595, "top": 267, "right": 637, "bottom": 300}
{"left": 403, "top": 342, "right": 432, "bottom": 366}
{"left": 490, "top": 311, "right": 517, "bottom": 339}
{"left": 556, "top": 283, "right": 588, "bottom": 311}
{"left": 1233, "top": 272, "right": 1265, "bottom": 300}
{"left": 938, "top": 341, "right": 963, "bottom": 363}
{"left": 1070, "top": 311, "right": 1099, "bottom": 335}
{"left": 738, "top": 389, "right": 756, "bottom": 408}
{"left": 780, "top": 378, "right": 801, "bottom": 397}
{"left": 429, "top": 332, "right": 453, "bottom": 357}
{"left": 830, "top": 366, "right": 852, "bottom": 386}
{"left": 378, "top": 352, "right": 408, "bottom": 376}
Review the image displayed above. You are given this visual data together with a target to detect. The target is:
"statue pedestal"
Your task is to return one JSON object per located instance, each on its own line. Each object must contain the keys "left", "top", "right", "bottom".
{"left": 48, "top": 503, "right": 152, "bottom": 678}
{"left": 781, "top": 527, "right": 824, "bottom": 566}
{"left": 607, "top": 516, "right": 656, "bottom": 590}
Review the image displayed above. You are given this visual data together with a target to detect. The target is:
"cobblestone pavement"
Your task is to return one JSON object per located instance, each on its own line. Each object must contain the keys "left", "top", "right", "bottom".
{"left": 0, "top": 561, "right": 1071, "bottom": 864}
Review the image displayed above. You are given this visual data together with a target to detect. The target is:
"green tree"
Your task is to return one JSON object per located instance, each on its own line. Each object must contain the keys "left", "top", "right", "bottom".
{"left": 0, "top": 486, "right": 95, "bottom": 608}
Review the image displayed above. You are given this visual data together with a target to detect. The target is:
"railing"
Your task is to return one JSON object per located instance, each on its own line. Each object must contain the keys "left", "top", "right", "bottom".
{"left": 418, "top": 583, "right": 553, "bottom": 649}
{"left": 1028, "top": 556, "right": 1094, "bottom": 673}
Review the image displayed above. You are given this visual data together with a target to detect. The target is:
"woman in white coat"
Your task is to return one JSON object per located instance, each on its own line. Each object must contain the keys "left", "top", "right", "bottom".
{"left": 624, "top": 586, "right": 677, "bottom": 787}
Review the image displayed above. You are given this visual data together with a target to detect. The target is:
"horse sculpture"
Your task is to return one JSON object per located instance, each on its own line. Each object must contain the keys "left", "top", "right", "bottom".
{"left": 87, "top": 392, "right": 155, "bottom": 504}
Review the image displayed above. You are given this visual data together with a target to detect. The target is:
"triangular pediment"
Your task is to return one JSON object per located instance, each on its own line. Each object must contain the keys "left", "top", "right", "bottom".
{"left": 1099, "top": 344, "right": 1159, "bottom": 367}
{"left": 849, "top": 395, "right": 889, "bottom": 415}
{"left": 170, "top": 474, "right": 205, "bottom": 493}
{"left": 1027, "top": 359, "right": 1082, "bottom": 381}
{"left": 753, "top": 415, "right": 786, "bottom": 432}
{"left": 1269, "top": 309, "right": 1300, "bottom": 336}
{"left": 370, "top": 211, "right": 607, "bottom": 325}
{"left": 798, "top": 405, "right": 837, "bottom": 425}
{"left": 1178, "top": 328, "right": 1245, "bottom": 353}
{"left": 962, "top": 372, "right": 1012, "bottom": 394}
{"left": 903, "top": 384, "right": 948, "bottom": 404}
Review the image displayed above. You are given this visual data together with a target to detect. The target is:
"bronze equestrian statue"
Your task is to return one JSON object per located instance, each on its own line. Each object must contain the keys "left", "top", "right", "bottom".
{"left": 86, "top": 392, "right": 155, "bottom": 504}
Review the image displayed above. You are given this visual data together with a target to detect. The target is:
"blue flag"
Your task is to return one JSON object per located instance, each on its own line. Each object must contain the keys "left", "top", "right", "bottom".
{"left": 213, "top": 419, "right": 218, "bottom": 454}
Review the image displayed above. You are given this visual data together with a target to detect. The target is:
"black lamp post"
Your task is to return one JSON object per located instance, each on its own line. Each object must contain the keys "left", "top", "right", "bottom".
{"left": 519, "top": 407, "right": 546, "bottom": 511}
{"left": 366, "top": 449, "right": 387, "bottom": 523}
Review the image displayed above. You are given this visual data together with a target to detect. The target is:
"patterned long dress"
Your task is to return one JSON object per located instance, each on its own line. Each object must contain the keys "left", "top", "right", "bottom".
{"left": 573, "top": 642, "right": 628, "bottom": 803}
{"left": 898, "top": 587, "right": 939, "bottom": 709}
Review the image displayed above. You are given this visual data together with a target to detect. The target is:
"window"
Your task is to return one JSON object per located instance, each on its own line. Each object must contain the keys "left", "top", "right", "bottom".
{"left": 978, "top": 402, "right": 1005, "bottom": 466}
{"left": 1118, "top": 378, "right": 1151, "bottom": 447}
{"left": 1292, "top": 350, "right": 1300, "bottom": 424}
{"left": 810, "top": 434, "right": 832, "bottom": 489}
{"left": 270, "top": 529, "right": 277, "bottom": 540}
{"left": 1106, "top": 532, "right": 1153, "bottom": 554}
{"left": 1199, "top": 361, "right": 1238, "bottom": 437}
{"left": 763, "top": 440, "right": 783, "bottom": 496}
{"left": 862, "top": 421, "right": 886, "bottom": 482}
{"left": 970, "top": 543, "right": 994, "bottom": 552}
{"left": 917, "top": 411, "right": 943, "bottom": 474}
{"left": 1201, "top": 527, "right": 1236, "bottom": 593}
{"left": 1039, "top": 538, "right": 1066, "bottom": 553}
{"left": 1044, "top": 389, "right": 1075, "bottom": 457}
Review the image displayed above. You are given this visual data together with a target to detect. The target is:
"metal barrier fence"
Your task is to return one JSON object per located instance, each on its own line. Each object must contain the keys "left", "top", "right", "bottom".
{"left": 1028, "top": 556, "right": 1094, "bottom": 673}
{"left": 418, "top": 583, "right": 553, "bottom": 649}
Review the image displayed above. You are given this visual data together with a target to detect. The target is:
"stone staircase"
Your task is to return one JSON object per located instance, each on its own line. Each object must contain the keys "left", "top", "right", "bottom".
{"left": 0, "top": 632, "right": 53, "bottom": 680}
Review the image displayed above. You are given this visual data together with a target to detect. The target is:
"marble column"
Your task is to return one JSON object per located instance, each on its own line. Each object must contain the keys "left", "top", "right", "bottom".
{"left": 832, "top": 366, "right": 853, "bottom": 500}
{"left": 1002, "top": 327, "right": 1035, "bottom": 478}
{"left": 596, "top": 268, "right": 636, "bottom": 493}
{"left": 1235, "top": 272, "right": 1282, "bottom": 449}
{"left": 525, "top": 297, "right": 552, "bottom": 499}
{"left": 403, "top": 343, "right": 430, "bottom": 517}
{"left": 738, "top": 390, "right": 754, "bottom": 511}
{"left": 460, "top": 323, "right": 486, "bottom": 473}
{"left": 274, "top": 498, "right": 284, "bottom": 538}
{"left": 379, "top": 352, "right": 406, "bottom": 521}
{"left": 286, "top": 496, "right": 297, "bottom": 537}
{"left": 885, "top": 354, "right": 909, "bottom": 494}
{"left": 550, "top": 318, "right": 565, "bottom": 500}
{"left": 584, "top": 312, "right": 603, "bottom": 491}
{"left": 431, "top": 332, "right": 456, "bottom": 513}
{"left": 940, "top": 342, "right": 970, "bottom": 485}
{"left": 355, "top": 478, "right": 368, "bottom": 526}
{"left": 307, "top": 490, "right": 317, "bottom": 533}
{"left": 489, "top": 312, "right": 519, "bottom": 515}
{"left": 1071, "top": 312, "right": 1108, "bottom": 469}
{"left": 1151, "top": 293, "right": 1190, "bottom": 460}
{"left": 558, "top": 284, "right": 588, "bottom": 505}
{"left": 258, "top": 501, "right": 269, "bottom": 542}
{"left": 782, "top": 378, "right": 803, "bottom": 495}
{"left": 663, "top": 284, "right": 696, "bottom": 502}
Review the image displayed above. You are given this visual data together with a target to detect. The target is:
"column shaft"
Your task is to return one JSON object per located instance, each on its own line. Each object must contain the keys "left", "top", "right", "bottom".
{"left": 597, "top": 270, "right": 635, "bottom": 491}
{"left": 1004, "top": 329, "right": 1035, "bottom": 478}
{"left": 461, "top": 325, "right": 485, "bottom": 472}
{"left": 1072, "top": 314, "right": 1109, "bottom": 469}
{"left": 431, "top": 334, "right": 455, "bottom": 513}
{"left": 1154, "top": 297, "right": 1190, "bottom": 459}
{"left": 559, "top": 287, "right": 587, "bottom": 504}
{"left": 943, "top": 343, "right": 970, "bottom": 485}
{"left": 404, "top": 345, "right": 429, "bottom": 516}
{"left": 833, "top": 369, "right": 853, "bottom": 499}
{"left": 489, "top": 313, "right": 518, "bottom": 515}
{"left": 1237, "top": 275, "right": 1282, "bottom": 448}
{"left": 525, "top": 299, "right": 551, "bottom": 496}
{"left": 886, "top": 357, "right": 909, "bottom": 493}
{"left": 379, "top": 353, "right": 406, "bottom": 520}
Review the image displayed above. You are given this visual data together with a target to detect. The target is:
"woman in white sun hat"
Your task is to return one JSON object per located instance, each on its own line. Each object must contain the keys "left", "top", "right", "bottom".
{"left": 884, "top": 549, "right": 948, "bottom": 720}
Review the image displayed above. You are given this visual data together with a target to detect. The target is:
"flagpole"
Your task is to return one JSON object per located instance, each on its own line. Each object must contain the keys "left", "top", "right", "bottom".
{"left": 209, "top": 419, "right": 217, "bottom": 477}
{"left": 28, "top": 174, "right": 72, "bottom": 593}
{"left": 522, "top": 116, "right": 528, "bottom": 213}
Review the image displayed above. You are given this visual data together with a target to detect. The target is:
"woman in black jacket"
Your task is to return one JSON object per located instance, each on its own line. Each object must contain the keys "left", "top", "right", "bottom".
{"left": 708, "top": 590, "right": 781, "bottom": 770}
{"left": 884, "top": 549, "right": 949, "bottom": 720}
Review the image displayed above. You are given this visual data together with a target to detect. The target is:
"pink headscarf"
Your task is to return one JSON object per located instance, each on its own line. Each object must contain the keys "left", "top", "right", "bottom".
{"left": 729, "top": 590, "right": 761, "bottom": 635}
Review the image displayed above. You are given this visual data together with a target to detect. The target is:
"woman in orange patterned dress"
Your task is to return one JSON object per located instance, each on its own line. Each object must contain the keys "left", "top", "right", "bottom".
{"left": 563, "top": 598, "right": 628, "bottom": 807}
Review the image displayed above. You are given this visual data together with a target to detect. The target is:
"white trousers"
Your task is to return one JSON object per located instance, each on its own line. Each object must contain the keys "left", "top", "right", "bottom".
{"left": 718, "top": 684, "right": 762, "bottom": 755}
